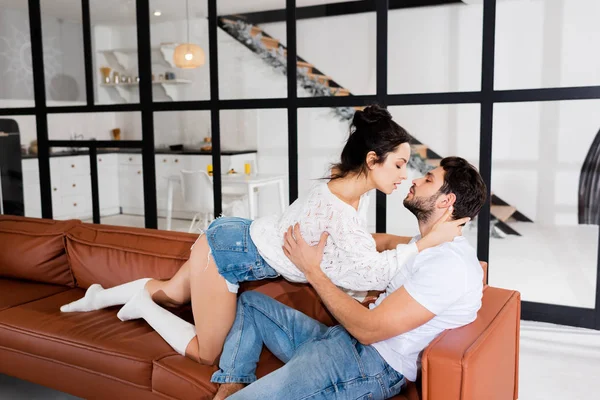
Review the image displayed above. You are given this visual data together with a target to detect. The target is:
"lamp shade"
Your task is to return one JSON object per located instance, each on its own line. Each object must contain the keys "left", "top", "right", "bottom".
{"left": 173, "top": 43, "right": 205, "bottom": 69}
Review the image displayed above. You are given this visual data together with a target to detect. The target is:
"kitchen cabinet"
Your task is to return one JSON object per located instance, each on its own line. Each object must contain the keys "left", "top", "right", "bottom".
{"left": 22, "top": 152, "right": 258, "bottom": 220}
{"left": 118, "top": 154, "right": 144, "bottom": 215}
{"left": 22, "top": 155, "right": 120, "bottom": 220}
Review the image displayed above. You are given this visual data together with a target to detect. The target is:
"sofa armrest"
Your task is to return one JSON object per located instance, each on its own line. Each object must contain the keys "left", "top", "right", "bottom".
{"left": 420, "top": 287, "right": 520, "bottom": 400}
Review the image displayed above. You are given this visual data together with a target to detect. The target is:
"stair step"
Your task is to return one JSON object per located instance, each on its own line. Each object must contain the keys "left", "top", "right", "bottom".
{"left": 491, "top": 205, "right": 517, "bottom": 222}
{"left": 411, "top": 144, "right": 428, "bottom": 158}
{"left": 426, "top": 158, "right": 442, "bottom": 167}
{"left": 260, "top": 36, "right": 280, "bottom": 50}
{"left": 297, "top": 61, "right": 313, "bottom": 72}
{"left": 251, "top": 25, "right": 262, "bottom": 36}
{"left": 332, "top": 88, "right": 350, "bottom": 96}
{"left": 307, "top": 72, "right": 331, "bottom": 86}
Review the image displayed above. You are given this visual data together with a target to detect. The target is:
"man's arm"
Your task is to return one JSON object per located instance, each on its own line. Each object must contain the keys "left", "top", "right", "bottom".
{"left": 371, "top": 233, "right": 413, "bottom": 252}
{"left": 283, "top": 225, "right": 434, "bottom": 345}
{"left": 306, "top": 269, "right": 434, "bottom": 344}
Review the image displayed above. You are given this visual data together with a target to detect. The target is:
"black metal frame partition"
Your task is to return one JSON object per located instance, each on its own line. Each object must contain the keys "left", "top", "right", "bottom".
{"left": 0, "top": 0, "right": 599, "bottom": 330}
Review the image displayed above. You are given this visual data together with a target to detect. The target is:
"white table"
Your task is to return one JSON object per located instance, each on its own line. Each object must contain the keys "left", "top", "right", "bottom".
{"left": 165, "top": 173, "right": 287, "bottom": 230}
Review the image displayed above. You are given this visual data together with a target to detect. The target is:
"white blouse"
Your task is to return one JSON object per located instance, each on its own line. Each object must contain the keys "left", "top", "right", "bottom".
{"left": 250, "top": 182, "right": 418, "bottom": 292}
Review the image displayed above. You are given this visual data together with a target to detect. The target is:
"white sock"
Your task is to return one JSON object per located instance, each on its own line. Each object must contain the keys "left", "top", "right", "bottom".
{"left": 117, "top": 288, "right": 197, "bottom": 356}
{"left": 60, "top": 278, "right": 152, "bottom": 312}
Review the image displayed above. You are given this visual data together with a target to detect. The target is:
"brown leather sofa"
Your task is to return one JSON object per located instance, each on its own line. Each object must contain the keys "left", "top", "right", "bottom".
{"left": 0, "top": 216, "right": 520, "bottom": 400}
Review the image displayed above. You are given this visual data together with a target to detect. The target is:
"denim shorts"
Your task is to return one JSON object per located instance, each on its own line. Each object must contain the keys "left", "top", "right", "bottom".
{"left": 204, "top": 217, "right": 279, "bottom": 293}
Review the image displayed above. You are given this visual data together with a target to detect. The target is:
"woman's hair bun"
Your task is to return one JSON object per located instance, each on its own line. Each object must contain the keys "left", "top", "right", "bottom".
{"left": 352, "top": 104, "right": 392, "bottom": 129}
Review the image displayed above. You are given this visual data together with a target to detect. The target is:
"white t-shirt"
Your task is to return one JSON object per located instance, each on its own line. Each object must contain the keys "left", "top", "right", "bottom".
{"left": 250, "top": 182, "right": 418, "bottom": 292}
{"left": 370, "top": 235, "right": 483, "bottom": 382}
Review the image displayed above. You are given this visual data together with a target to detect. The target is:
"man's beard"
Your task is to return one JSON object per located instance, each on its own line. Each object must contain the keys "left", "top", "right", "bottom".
{"left": 403, "top": 192, "right": 439, "bottom": 223}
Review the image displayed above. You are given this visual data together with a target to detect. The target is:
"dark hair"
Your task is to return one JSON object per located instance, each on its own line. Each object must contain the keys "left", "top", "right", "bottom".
{"left": 331, "top": 105, "right": 411, "bottom": 179}
{"left": 439, "top": 157, "right": 487, "bottom": 220}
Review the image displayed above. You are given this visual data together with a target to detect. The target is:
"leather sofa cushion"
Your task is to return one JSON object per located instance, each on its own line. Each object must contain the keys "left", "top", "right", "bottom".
{"left": 0, "top": 289, "right": 177, "bottom": 388}
{"left": 65, "top": 223, "right": 197, "bottom": 289}
{"left": 0, "top": 278, "right": 69, "bottom": 312}
{"left": 0, "top": 216, "right": 78, "bottom": 286}
{"left": 152, "top": 356, "right": 218, "bottom": 400}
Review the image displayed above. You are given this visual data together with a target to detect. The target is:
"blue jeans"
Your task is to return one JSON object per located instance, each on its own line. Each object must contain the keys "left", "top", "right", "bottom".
{"left": 211, "top": 291, "right": 406, "bottom": 399}
{"left": 204, "top": 217, "right": 279, "bottom": 292}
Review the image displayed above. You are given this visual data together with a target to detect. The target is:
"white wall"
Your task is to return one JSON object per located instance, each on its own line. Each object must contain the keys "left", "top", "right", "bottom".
{"left": 0, "top": 5, "right": 97, "bottom": 149}
{"left": 0, "top": 99, "right": 116, "bottom": 150}
{"left": 0, "top": 7, "right": 86, "bottom": 103}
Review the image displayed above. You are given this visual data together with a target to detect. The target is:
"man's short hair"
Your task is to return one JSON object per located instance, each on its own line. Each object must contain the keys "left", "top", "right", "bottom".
{"left": 439, "top": 157, "right": 487, "bottom": 220}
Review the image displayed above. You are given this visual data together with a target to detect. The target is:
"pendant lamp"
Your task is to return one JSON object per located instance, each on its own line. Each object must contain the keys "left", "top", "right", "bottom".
{"left": 173, "top": 0, "right": 205, "bottom": 68}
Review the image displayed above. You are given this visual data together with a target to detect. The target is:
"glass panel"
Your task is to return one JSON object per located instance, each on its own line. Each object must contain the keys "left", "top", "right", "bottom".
{"left": 0, "top": 2, "right": 35, "bottom": 107}
{"left": 388, "top": 2, "right": 482, "bottom": 94}
{"left": 153, "top": 109, "right": 289, "bottom": 232}
{"left": 218, "top": 0, "right": 287, "bottom": 99}
{"left": 91, "top": 0, "right": 140, "bottom": 104}
{"left": 220, "top": 109, "right": 288, "bottom": 221}
{"left": 491, "top": 100, "right": 599, "bottom": 308}
{"left": 47, "top": 111, "right": 141, "bottom": 142}
{"left": 149, "top": 0, "right": 210, "bottom": 102}
{"left": 295, "top": 9, "right": 375, "bottom": 97}
{"left": 153, "top": 110, "right": 212, "bottom": 231}
{"left": 387, "top": 105, "right": 481, "bottom": 247}
{"left": 41, "top": 0, "right": 86, "bottom": 106}
{"left": 46, "top": 111, "right": 143, "bottom": 227}
{"left": 495, "top": 0, "right": 600, "bottom": 90}
{"left": 95, "top": 149, "right": 146, "bottom": 228}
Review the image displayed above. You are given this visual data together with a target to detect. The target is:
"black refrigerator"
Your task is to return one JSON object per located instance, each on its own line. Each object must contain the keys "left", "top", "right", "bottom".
{"left": 0, "top": 132, "right": 24, "bottom": 216}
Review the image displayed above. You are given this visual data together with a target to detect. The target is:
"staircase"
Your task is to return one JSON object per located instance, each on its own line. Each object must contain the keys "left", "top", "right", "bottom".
{"left": 218, "top": 16, "right": 532, "bottom": 236}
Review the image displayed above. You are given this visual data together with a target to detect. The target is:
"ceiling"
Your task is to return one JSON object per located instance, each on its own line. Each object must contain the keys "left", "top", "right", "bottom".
{"left": 0, "top": 0, "right": 353, "bottom": 25}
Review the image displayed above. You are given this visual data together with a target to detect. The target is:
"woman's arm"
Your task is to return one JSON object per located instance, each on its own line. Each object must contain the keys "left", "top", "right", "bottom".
{"left": 371, "top": 233, "right": 413, "bottom": 252}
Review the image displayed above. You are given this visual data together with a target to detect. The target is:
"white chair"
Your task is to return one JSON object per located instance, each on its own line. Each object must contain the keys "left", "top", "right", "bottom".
{"left": 180, "top": 170, "right": 248, "bottom": 233}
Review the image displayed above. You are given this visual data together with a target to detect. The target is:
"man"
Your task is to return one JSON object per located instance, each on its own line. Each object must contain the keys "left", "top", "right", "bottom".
{"left": 212, "top": 157, "right": 487, "bottom": 400}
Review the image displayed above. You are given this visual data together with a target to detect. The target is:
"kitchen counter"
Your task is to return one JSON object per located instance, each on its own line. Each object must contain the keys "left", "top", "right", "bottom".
{"left": 21, "top": 148, "right": 258, "bottom": 159}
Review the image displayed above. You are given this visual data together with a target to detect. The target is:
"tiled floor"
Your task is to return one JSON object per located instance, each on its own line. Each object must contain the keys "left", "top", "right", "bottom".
{"left": 0, "top": 373, "right": 80, "bottom": 399}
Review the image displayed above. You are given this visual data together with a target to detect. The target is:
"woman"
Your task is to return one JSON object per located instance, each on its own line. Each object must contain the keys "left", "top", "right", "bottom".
{"left": 60, "top": 105, "right": 468, "bottom": 365}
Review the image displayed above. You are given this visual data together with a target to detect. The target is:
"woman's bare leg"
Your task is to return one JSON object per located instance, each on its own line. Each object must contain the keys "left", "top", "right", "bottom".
{"left": 62, "top": 233, "right": 236, "bottom": 365}
{"left": 145, "top": 259, "right": 192, "bottom": 308}
{"left": 61, "top": 242, "right": 196, "bottom": 312}
{"left": 183, "top": 236, "right": 237, "bottom": 365}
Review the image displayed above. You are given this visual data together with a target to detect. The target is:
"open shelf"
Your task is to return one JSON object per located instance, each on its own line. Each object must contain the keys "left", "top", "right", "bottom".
{"left": 99, "top": 79, "right": 192, "bottom": 102}
{"left": 100, "top": 79, "right": 192, "bottom": 87}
